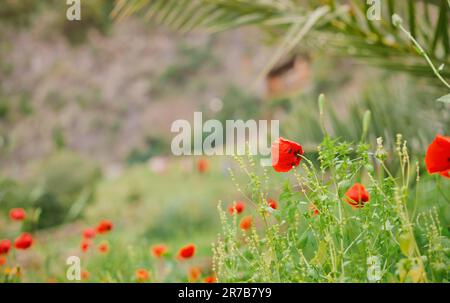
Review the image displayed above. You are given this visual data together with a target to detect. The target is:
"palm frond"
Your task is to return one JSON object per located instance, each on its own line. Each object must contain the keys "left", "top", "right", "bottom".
{"left": 112, "top": 0, "right": 450, "bottom": 84}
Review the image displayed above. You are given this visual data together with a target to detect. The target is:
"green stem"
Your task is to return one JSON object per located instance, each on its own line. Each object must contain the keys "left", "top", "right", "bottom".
{"left": 397, "top": 22, "right": 450, "bottom": 90}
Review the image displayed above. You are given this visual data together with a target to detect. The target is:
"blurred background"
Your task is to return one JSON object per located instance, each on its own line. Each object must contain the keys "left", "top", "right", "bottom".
{"left": 0, "top": 0, "right": 448, "bottom": 282}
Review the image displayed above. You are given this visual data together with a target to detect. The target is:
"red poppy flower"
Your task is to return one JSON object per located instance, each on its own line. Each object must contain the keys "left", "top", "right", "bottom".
{"left": 204, "top": 276, "right": 217, "bottom": 283}
{"left": 14, "top": 233, "right": 33, "bottom": 250}
{"left": 0, "top": 239, "right": 11, "bottom": 255}
{"left": 425, "top": 135, "right": 450, "bottom": 178}
{"left": 98, "top": 242, "right": 109, "bottom": 254}
{"left": 135, "top": 268, "right": 150, "bottom": 282}
{"left": 197, "top": 158, "right": 209, "bottom": 173}
{"left": 239, "top": 216, "right": 252, "bottom": 231}
{"left": 178, "top": 244, "right": 196, "bottom": 260}
{"left": 272, "top": 137, "right": 304, "bottom": 172}
{"left": 229, "top": 201, "right": 245, "bottom": 215}
{"left": 81, "top": 270, "right": 89, "bottom": 281}
{"left": 96, "top": 220, "right": 113, "bottom": 234}
{"left": 9, "top": 208, "right": 26, "bottom": 221}
{"left": 0, "top": 255, "right": 6, "bottom": 266}
{"left": 344, "top": 183, "right": 370, "bottom": 208}
{"left": 151, "top": 244, "right": 168, "bottom": 258}
{"left": 80, "top": 239, "right": 91, "bottom": 253}
{"left": 82, "top": 228, "right": 96, "bottom": 239}
{"left": 267, "top": 199, "right": 278, "bottom": 210}
{"left": 188, "top": 266, "right": 201, "bottom": 282}
{"left": 309, "top": 203, "right": 319, "bottom": 217}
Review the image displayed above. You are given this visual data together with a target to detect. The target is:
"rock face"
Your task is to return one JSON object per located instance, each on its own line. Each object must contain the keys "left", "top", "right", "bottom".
{"left": 0, "top": 16, "right": 272, "bottom": 178}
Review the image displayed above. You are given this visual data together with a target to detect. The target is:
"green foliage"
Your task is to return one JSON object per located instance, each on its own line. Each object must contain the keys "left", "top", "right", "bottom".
{"left": 154, "top": 41, "right": 217, "bottom": 94}
{"left": 283, "top": 76, "right": 448, "bottom": 161}
{"left": 211, "top": 85, "right": 261, "bottom": 122}
{"left": 0, "top": 0, "right": 42, "bottom": 27}
{"left": 52, "top": 127, "right": 66, "bottom": 150}
{"left": 113, "top": 0, "right": 450, "bottom": 83}
{"left": 127, "top": 136, "right": 169, "bottom": 164}
{"left": 55, "top": 0, "right": 115, "bottom": 44}
{"left": 214, "top": 97, "right": 449, "bottom": 282}
{"left": 27, "top": 151, "right": 101, "bottom": 229}
{"left": 0, "top": 0, "right": 114, "bottom": 44}
{"left": 0, "top": 97, "right": 10, "bottom": 120}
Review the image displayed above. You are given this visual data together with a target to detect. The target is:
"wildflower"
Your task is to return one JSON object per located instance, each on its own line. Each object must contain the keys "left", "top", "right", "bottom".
{"left": 82, "top": 228, "right": 96, "bottom": 239}
{"left": 197, "top": 158, "right": 209, "bottom": 173}
{"left": 81, "top": 270, "right": 89, "bottom": 281}
{"left": 267, "top": 199, "right": 278, "bottom": 210}
{"left": 188, "top": 266, "right": 201, "bottom": 282}
{"left": 178, "top": 244, "right": 196, "bottom": 260}
{"left": 9, "top": 208, "right": 26, "bottom": 221}
{"left": 151, "top": 244, "right": 168, "bottom": 258}
{"left": 135, "top": 268, "right": 150, "bottom": 282}
{"left": 229, "top": 201, "right": 245, "bottom": 215}
{"left": 272, "top": 137, "right": 304, "bottom": 172}
{"left": 98, "top": 242, "right": 109, "bottom": 254}
{"left": 96, "top": 219, "right": 113, "bottom": 234}
{"left": 203, "top": 276, "right": 217, "bottom": 283}
{"left": 425, "top": 135, "right": 450, "bottom": 178}
{"left": 239, "top": 216, "right": 252, "bottom": 231}
{"left": 14, "top": 233, "right": 33, "bottom": 250}
{"left": 309, "top": 203, "right": 319, "bottom": 217}
{"left": 0, "top": 256, "right": 6, "bottom": 266}
{"left": 80, "top": 239, "right": 91, "bottom": 253}
{"left": 344, "top": 183, "right": 370, "bottom": 208}
{"left": 0, "top": 239, "right": 11, "bottom": 255}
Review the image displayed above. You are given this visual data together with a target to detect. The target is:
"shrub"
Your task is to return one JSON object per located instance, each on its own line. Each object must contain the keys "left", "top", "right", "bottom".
{"left": 27, "top": 151, "right": 101, "bottom": 229}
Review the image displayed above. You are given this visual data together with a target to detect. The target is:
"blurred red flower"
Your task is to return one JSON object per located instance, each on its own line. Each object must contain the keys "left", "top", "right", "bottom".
{"left": 178, "top": 244, "right": 196, "bottom": 260}
{"left": 0, "top": 239, "right": 11, "bottom": 255}
{"left": 188, "top": 266, "right": 201, "bottom": 282}
{"left": 344, "top": 183, "right": 370, "bottom": 208}
{"left": 80, "top": 239, "right": 91, "bottom": 253}
{"left": 98, "top": 242, "right": 109, "bottom": 254}
{"left": 425, "top": 134, "right": 450, "bottom": 178}
{"left": 81, "top": 270, "right": 89, "bottom": 281}
{"left": 272, "top": 137, "right": 304, "bottom": 172}
{"left": 229, "top": 201, "right": 245, "bottom": 215}
{"left": 9, "top": 208, "right": 26, "bottom": 221}
{"left": 309, "top": 203, "right": 319, "bottom": 217}
{"left": 151, "top": 244, "right": 168, "bottom": 258}
{"left": 203, "top": 276, "right": 217, "bottom": 283}
{"left": 0, "top": 256, "right": 7, "bottom": 266}
{"left": 267, "top": 199, "right": 278, "bottom": 210}
{"left": 96, "top": 220, "right": 113, "bottom": 234}
{"left": 136, "top": 268, "right": 150, "bottom": 282}
{"left": 239, "top": 216, "right": 252, "bottom": 231}
{"left": 83, "top": 228, "right": 96, "bottom": 239}
{"left": 14, "top": 233, "right": 33, "bottom": 250}
{"left": 197, "top": 158, "right": 209, "bottom": 173}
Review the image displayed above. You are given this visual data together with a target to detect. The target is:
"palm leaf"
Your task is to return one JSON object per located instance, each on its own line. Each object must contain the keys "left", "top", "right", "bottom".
{"left": 112, "top": 0, "right": 450, "bottom": 84}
